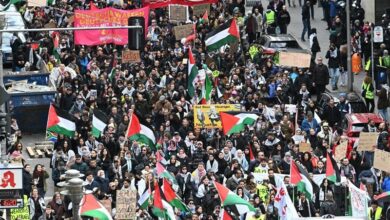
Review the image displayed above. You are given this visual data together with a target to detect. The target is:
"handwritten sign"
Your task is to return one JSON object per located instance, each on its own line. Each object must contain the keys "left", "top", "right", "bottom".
{"left": 373, "top": 149, "right": 390, "bottom": 173}
{"left": 279, "top": 52, "right": 311, "bottom": 68}
{"left": 122, "top": 50, "right": 141, "bottom": 63}
{"left": 334, "top": 141, "right": 348, "bottom": 161}
{"left": 28, "top": 0, "right": 47, "bottom": 7}
{"left": 173, "top": 24, "right": 194, "bottom": 40}
{"left": 116, "top": 190, "right": 137, "bottom": 220}
{"left": 299, "top": 142, "right": 311, "bottom": 152}
{"left": 357, "top": 132, "right": 378, "bottom": 152}
{"left": 10, "top": 195, "right": 29, "bottom": 220}
{"left": 284, "top": 104, "right": 297, "bottom": 113}
{"left": 192, "top": 4, "right": 210, "bottom": 17}
{"left": 169, "top": 5, "right": 188, "bottom": 22}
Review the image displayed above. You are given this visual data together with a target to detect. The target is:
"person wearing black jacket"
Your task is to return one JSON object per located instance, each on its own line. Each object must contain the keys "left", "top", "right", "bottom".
{"left": 320, "top": 192, "right": 337, "bottom": 216}
{"left": 301, "top": 1, "right": 311, "bottom": 41}
{"left": 295, "top": 193, "right": 316, "bottom": 217}
{"left": 309, "top": 28, "right": 321, "bottom": 61}
{"left": 312, "top": 57, "right": 330, "bottom": 97}
{"left": 325, "top": 43, "right": 341, "bottom": 90}
{"left": 277, "top": 5, "right": 291, "bottom": 34}
{"left": 23, "top": 164, "right": 33, "bottom": 198}
{"left": 322, "top": 99, "right": 341, "bottom": 128}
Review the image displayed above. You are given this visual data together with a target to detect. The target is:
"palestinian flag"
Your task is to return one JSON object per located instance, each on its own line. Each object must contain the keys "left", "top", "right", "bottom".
{"left": 214, "top": 181, "right": 255, "bottom": 214}
{"left": 47, "top": 104, "right": 76, "bottom": 137}
{"left": 188, "top": 47, "right": 199, "bottom": 98}
{"left": 108, "top": 68, "right": 116, "bottom": 82}
{"left": 181, "top": 24, "right": 196, "bottom": 45}
{"left": 220, "top": 112, "right": 259, "bottom": 135}
{"left": 326, "top": 152, "right": 341, "bottom": 183}
{"left": 156, "top": 162, "right": 177, "bottom": 184}
{"left": 199, "top": 73, "right": 212, "bottom": 104}
{"left": 79, "top": 193, "right": 112, "bottom": 220}
{"left": 138, "top": 190, "right": 151, "bottom": 209}
{"left": 220, "top": 208, "right": 233, "bottom": 220}
{"left": 152, "top": 182, "right": 176, "bottom": 220}
{"left": 163, "top": 179, "right": 189, "bottom": 212}
{"left": 156, "top": 150, "right": 168, "bottom": 165}
{"left": 248, "top": 144, "right": 255, "bottom": 161}
{"left": 205, "top": 19, "right": 239, "bottom": 52}
{"left": 126, "top": 113, "right": 156, "bottom": 148}
{"left": 52, "top": 32, "right": 61, "bottom": 63}
{"left": 290, "top": 161, "right": 318, "bottom": 200}
{"left": 92, "top": 109, "right": 108, "bottom": 138}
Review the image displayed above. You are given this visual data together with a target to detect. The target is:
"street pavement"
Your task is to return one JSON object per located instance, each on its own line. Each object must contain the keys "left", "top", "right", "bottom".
{"left": 18, "top": 1, "right": 370, "bottom": 202}
{"left": 282, "top": 1, "right": 365, "bottom": 94}
{"left": 21, "top": 133, "right": 55, "bottom": 202}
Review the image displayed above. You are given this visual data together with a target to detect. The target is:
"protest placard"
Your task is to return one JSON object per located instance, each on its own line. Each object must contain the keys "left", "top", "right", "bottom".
{"left": 279, "top": 52, "right": 311, "bottom": 68}
{"left": 192, "top": 4, "right": 210, "bottom": 17}
{"left": 116, "top": 190, "right": 137, "bottom": 220}
{"left": 299, "top": 142, "right": 311, "bottom": 152}
{"left": 173, "top": 24, "right": 194, "bottom": 40}
{"left": 373, "top": 149, "right": 390, "bottom": 173}
{"left": 334, "top": 141, "right": 348, "bottom": 161}
{"left": 357, "top": 132, "right": 378, "bottom": 152}
{"left": 122, "top": 50, "right": 141, "bottom": 63}
{"left": 194, "top": 104, "right": 241, "bottom": 128}
{"left": 169, "top": 5, "right": 188, "bottom": 22}
{"left": 28, "top": 0, "right": 47, "bottom": 7}
{"left": 284, "top": 104, "right": 297, "bottom": 113}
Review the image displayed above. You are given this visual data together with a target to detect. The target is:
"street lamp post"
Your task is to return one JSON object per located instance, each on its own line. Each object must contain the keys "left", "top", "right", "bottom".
{"left": 58, "top": 169, "right": 84, "bottom": 220}
{"left": 346, "top": 0, "right": 353, "bottom": 92}
{"left": 67, "top": 178, "right": 84, "bottom": 220}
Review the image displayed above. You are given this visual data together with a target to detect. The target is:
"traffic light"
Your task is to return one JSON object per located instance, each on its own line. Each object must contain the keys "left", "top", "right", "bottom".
{"left": 0, "top": 113, "right": 7, "bottom": 141}
{"left": 128, "top": 17, "right": 145, "bottom": 50}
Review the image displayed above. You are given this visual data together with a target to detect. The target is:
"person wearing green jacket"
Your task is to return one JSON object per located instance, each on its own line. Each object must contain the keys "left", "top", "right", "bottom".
{"left": 361, "top": 76, "right": 375, "bottom": 113}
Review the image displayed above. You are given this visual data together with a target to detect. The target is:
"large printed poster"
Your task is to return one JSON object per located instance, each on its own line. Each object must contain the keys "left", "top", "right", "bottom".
{"left": 74, "top": 7, "right": 150, "bottom": 45}
{"left": 193, "top": 104, "right": 241, "bottom": 129}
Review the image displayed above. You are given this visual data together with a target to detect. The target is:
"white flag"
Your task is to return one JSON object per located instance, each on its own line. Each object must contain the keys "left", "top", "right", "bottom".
{"left": 348, "top": 180, "right": 368, "bottom": 218}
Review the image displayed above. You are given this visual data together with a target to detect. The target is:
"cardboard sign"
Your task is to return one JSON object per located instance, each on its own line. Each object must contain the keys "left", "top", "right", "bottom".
{"left": 122, "top": 50, "right": 141, "bottom": 63}
{"left": 279, "top": 52, "right": 311, "bottom": 68}
{"left": 373, "top": 149, "right": 390, "bottom": 173}
{"left": 169, "top": 5, "right": 188, "bottom": 22}
{"left": 116, "top": 190, "right": 137, "bottom": 220}
{"left": 334, "top": 141, "right": 348, "bottom": 162}
{"left": 357, "top": 132, "right": 378, "bottom": 152}
{"left": 299, "top": 142, "right": 311, "bottom": 152}
{"left": 28, "top": 0, "right": 47, "bottom": 7}
{"left": 192, "top": 4, "right": 210, "bottom": 17}
{"left": 173, "top": 24, "right": 194, "bottom": 40}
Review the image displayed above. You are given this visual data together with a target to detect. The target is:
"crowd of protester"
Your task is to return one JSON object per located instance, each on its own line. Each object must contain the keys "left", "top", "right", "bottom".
{"left": 4, "top": 0, "right": 390, "bottom": 219}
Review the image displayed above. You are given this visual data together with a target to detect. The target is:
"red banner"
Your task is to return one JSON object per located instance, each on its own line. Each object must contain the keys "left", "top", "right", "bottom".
{"left": 143, "top": 0, "right": 217, "bottom": 9}
{"left": 74, "top": 7, "right": 150, "bottom": 46}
